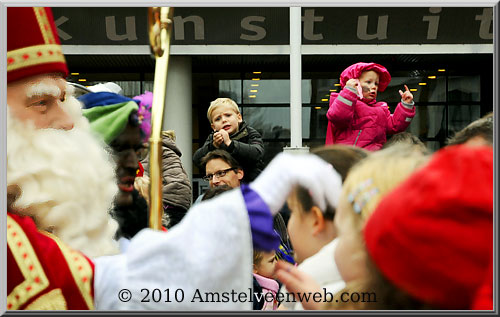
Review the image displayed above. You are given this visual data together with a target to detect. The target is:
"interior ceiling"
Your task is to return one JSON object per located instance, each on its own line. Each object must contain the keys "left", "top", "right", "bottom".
{"left": 65, "top": 53, "right": 492, "bottom": 75}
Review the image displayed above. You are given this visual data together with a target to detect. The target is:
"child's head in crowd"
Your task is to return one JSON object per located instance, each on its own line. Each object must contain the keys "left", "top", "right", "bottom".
{"left": 382, "top": 132, "right": 428, "bottom": 154}
{"left": 447, "top": 112, "right": 493, "bottom": 147}
{"left": 286, "top": 145, "right": 368, "bottom": 264}
{"left": 326, "top": 144, "right": 429, "bottom": 309}
{"left": 253, "top": 249, "right": 278, "bottom": 279}
{"left": 358, "top": 145, "right": 493, "bottom": 310}
{"left": 207, "top": 98, "right": 242, "bottom": 136}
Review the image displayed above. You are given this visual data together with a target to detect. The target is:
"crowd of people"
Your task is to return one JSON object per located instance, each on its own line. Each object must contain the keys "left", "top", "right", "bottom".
{"left": 6, "top": 7, "right": 494, "bottom": 311}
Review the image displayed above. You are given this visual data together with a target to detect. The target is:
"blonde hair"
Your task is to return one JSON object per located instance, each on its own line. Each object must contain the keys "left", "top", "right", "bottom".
{"left": 206, "top": 98, "right": 240, "bottom": 123}
{"left": 325, "top": 144, "right": 430, "bottom": 309}
{"left": 342, "top": 144, "right": 429, "bottom": 227}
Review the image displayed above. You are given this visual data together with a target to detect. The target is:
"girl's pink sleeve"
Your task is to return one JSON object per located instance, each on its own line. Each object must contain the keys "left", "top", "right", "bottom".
{"left": 385, "top": 101, "right": 416, "bottom": 134}
{"left": 326, "top": 87, "right": 358, "bottom": 129}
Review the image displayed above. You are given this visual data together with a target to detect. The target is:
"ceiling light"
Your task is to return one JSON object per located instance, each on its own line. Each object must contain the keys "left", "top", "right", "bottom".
{"left": 251, "top": 84, "right": 259, "bottom": 87}
{"left": 438, "top": 69, "right": 446, "bottom": 72}
{"left": 418, "top": 82, "right": 427, "bottom": 86}
{"left": 334, "top": 83, "right": 341, "bottom": 86}
{"left": 71, "top": 72, "right": 79, "bottom": 75}
{"left": 329, "top": 89, "right": 337, "bottom": 92}
{"left": 250, "top": 90, "right": 258, "bottom": 93}
{"left": 78, "top": 79, "right": 87, "bottom": 82}
{"left": 253, "top": 71, "right": 262, "bottom": 74}
{"left": 252, "top": 78, "right": 260, "bottom": 81}
{"left": 321, "top": 98, "right": 328, "bottom": 102}
{"left": 428, "top": 75, "right": 436, "bottom": 79}
{"left": 249, "top": 95, "right": 257, "bottom": 98}
{"left": 410, "top": 88, "right": 417, "bottom": 92}
{"left": 314, "top": 106, "right": 321, "bottom": 110}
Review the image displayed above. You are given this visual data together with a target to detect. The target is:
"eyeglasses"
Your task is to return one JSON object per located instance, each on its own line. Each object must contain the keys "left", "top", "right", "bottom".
{"left": 203, "top": 167, "right": 237, "bottom": 181}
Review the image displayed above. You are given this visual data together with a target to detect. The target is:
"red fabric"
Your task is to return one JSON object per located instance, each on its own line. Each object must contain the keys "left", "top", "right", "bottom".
{"left": 340, "top": 62, "right": 391, "bottom": 92}
{"left": 471, "top": 257, "right": 493, "bottom": 310}
{"left": 136, "top": 161, "right": 144, "bottom": 177}
{"left": 7, "top": 7, "right": 68, "bottom": 83}
{"left": 326, "top": 89, "right": 415, "bottom": 150}
{"left": 7, "top": 212, "right": 94, "bottom": 310}
{"left": 364, "top": 145, "right": 493, "bottom": 309}
{"left": 325, "top": 122, "right": 335, "bottom": 145}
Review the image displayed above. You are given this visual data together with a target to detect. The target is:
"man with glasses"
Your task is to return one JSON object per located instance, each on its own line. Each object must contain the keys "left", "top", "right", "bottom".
{"left": 202, "top": 150, "right": 245, "bottom": 189}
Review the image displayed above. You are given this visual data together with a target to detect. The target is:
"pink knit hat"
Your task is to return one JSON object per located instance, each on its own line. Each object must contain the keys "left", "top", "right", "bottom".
{"left": 340, "top": 62, "right": 391, "bottom": 92}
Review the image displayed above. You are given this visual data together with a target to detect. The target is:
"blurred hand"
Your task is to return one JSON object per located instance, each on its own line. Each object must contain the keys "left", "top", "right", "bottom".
{"left": 250, "top": 152, "right": 342, "bottom": 215}
{"left": 275, "top": 260, "right": 324, "bottom": 310}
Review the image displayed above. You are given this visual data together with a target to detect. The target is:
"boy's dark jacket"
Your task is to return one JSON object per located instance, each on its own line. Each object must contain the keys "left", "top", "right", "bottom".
{"left": 193, "top": 121, "right": 265, "bottom": 182}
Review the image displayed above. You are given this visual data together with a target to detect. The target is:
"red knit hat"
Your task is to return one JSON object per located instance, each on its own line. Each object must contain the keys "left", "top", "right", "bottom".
{"left": 7, "top": 7, "right": 68, "bottom": 83}
{"left": 340, "top": 62, "right": 391, "bottom": 92}
{"left": 364, "top": 145, "right": 493, "bottom": 310}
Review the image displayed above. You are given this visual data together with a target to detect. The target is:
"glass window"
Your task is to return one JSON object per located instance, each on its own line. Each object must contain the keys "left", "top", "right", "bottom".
{"left": 310, "top": 79, "right": 341, "bottom": 104}
{"left": 407, "top": 105, "right": 446, "bottom": 139}
{"left": 448, "top": 104, "right": 481, "bottom": 134}
{"left": 379, "top": 76, "right": 446, "bottom": 103}
{"left": 241, "top": 106, "right": 310, "bottom": 139}
{"left": 307, "top": 106, "right": 329, "bottom": 139}
{"left": 219, "top": 80, "right": 242, "bottom": 104}
{"left": 424, "top": 141, "right": 441, "bottom": 153}
{"left": 242, "top": 79, "right": 311, "bottom": 104}
{"left": 448, "top": 76, "right": 481, "bottom": 102}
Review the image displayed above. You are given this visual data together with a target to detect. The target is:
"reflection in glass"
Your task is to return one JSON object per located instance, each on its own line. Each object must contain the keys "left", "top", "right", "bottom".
{"left": 448, "top": 76, "right": 481, "bottom": 102}
{"left": 379, "top": 76, "right": 446, "bottom": 103}
{"left": 407, "top": 105, "right": 445, "bottom": 139}
{"left": 241, "top": 106, "right": 311, "bottom": 139}
{"left": 448, "top": 105, "right": 481, "bottom": 134}
{"left": 242, "top": 79, "right": 311, "bottom": 104}
{"left": 219, "top": 80, "right": 242, "bottom": 104}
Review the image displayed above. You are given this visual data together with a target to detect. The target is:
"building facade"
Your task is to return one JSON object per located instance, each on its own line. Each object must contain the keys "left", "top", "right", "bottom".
{"left": 52, "top": 6, "right": 495, "bottom": 197}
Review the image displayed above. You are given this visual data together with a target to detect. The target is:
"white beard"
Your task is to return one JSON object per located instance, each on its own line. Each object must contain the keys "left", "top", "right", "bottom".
{"left": 7, "top": 91, "right": 120, "bottom": 258}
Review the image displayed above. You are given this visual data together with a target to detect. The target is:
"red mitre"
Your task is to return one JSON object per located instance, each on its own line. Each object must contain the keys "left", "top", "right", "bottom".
{"left": 7, "top": 7, "right": 68, "bottom": 83}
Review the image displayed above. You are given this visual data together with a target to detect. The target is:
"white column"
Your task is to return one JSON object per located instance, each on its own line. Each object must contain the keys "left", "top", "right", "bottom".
{"left": 286, "top": 6, "right": 309, "bottom": 154}
{"left": 163, "top": 56, "right": 193, "bottom": 187}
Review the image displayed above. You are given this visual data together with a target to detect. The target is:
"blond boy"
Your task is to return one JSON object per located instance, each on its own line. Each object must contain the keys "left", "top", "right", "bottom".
{"left": 193, "top": 98, "right": 265, "bottom": 181}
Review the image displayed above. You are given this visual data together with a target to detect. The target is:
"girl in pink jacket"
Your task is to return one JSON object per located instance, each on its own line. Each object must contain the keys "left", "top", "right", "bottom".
{"left": 326, "top": 62, "right": 416, "bottom": 151}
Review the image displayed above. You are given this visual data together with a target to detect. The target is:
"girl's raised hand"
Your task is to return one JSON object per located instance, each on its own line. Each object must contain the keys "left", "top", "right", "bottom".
{"left": 345, "top": 78, "right": 359, "bottom": 89}
{"left": 399, "top": 85, "right": 414, "bottom": 104}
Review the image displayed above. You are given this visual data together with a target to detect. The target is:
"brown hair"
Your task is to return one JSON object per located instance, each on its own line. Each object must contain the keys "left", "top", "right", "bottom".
{"left": 447, "top": 114, "right": 493, "bottom": 146}
{"left": 293, "top": 145, "right": 369, "bottom": 220}
{"left": 253, "top": 250, "right": 263, "bottom": 266}
{"left": 201, "top": 184, "right": 232, "bottom": 201}
{"left": 200, "top": 149, "right": 242, "bottom": 171}
{"left": 382, "top": 132, "right": 429, "bottom": 154}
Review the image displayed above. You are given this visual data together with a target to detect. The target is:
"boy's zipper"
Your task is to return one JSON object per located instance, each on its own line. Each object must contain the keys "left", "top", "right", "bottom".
{"left": 353, "top": 129, "right": 362, "bottom": 146}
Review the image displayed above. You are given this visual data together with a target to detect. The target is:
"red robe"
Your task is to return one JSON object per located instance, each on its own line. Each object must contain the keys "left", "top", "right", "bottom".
{"left": 7, "top": 212, "right": 94, "bottom": 310}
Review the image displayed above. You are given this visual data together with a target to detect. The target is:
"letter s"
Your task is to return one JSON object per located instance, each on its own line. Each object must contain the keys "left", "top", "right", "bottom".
{"left": 241, "top": 16, "right": 266, "bottom": 41}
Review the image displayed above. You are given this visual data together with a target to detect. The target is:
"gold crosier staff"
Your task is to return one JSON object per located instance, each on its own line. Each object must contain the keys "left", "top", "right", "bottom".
{"left": 147, "top": 7, "right": 174, "bottom": 230}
